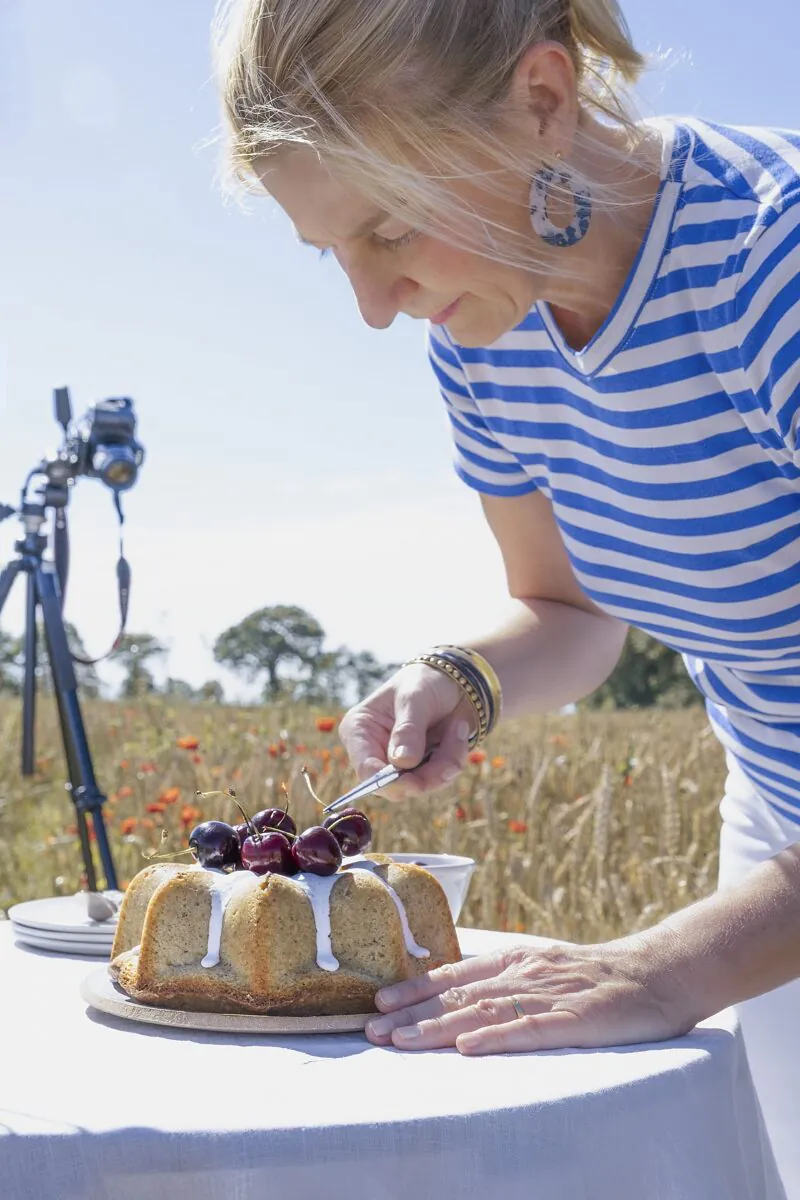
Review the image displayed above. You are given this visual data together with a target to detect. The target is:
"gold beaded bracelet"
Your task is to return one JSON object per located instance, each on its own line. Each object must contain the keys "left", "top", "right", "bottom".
{"left": 403, "top": 645, "right": 503, "bottom": 746}
{"left": 433, "top": 645, "right": 503, "bottom": 723}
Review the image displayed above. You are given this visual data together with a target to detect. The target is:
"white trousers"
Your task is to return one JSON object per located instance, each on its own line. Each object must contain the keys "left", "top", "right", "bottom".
{"left": 718, "top": 756, "right": 800, "bottom": 1200}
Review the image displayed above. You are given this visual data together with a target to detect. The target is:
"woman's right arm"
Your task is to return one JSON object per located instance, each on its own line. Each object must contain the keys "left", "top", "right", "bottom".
{"left": 466, "top": 490, "right": 628, "bottom": 718}
{"left": 340, "top": 489, "right": 628, "bottom": 794}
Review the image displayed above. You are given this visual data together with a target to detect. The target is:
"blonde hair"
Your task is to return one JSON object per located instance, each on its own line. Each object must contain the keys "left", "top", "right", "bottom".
{"left": 211, "top": 0, "right": 651, "bottom": 270}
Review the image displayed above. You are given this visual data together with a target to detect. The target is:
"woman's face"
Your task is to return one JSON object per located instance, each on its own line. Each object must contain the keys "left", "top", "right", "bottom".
{"left": 261, "top": 146, "right": 547, "bottom": 347}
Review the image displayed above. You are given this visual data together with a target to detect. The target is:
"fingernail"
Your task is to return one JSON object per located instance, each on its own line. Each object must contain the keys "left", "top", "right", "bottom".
{"left": 367, "top": 1017, "right": 392, "bottom": 1037}
{"left": 396, "top": 1024, "right": 422, "bottom": 1040}
{"left": 458, "top": 1033, "right": 480, "bottom": 1051}
{"left": 442, "top": 766, "right": 460, "bottom": 782}
{"left": 377, "top": 985, "right": 399, "bottom": 1005}
{"left": 456, "top": 721, "right": 470, "bottom": 740}
{"left": 391, "top": 745, "right": 412, "bottom": 761}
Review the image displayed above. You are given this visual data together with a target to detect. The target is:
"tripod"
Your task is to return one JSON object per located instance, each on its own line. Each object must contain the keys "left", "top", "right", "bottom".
{"left": 0, "top": 497, "right": 118, "bottom": 892}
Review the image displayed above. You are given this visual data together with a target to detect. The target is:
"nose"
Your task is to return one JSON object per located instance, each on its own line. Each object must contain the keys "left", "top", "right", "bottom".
{"left": 336, "top": 248, "right": 419, "bottom": 330}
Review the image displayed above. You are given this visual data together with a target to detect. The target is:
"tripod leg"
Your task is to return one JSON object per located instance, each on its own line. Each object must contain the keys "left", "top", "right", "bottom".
{"left": 0, "top": 558, "right": 22, "bottom": 615}
{"left": 36, "top": 562, "right": 119, "bottom": 892}
{"left": 0, "top": 562, "right": 28, "bottom": 770}
{"left": 21, "top": 570, "right": 38, "bottom": 776}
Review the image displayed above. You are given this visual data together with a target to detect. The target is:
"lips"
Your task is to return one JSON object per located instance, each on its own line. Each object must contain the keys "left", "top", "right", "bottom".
{"left": 429, "top": 297, "right": 462, "bottom": 325}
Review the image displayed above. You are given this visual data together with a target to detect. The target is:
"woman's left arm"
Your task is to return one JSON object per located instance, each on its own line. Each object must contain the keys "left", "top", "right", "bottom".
{"left": 366, "top": 842, "right": 800, "bottom": 1054}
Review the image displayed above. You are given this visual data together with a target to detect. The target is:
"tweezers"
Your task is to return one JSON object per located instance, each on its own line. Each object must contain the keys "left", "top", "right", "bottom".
{"left": 323, "top": 751, "right": 433, "bottom": 814}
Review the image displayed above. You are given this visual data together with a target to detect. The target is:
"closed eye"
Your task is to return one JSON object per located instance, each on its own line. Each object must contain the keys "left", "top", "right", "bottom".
{"left": 371, "top": 229, "right": 420, "bottom": 251}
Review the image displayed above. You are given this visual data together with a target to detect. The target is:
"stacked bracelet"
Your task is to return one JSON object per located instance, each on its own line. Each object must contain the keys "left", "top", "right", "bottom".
{"left": 403, "top": 644, "right": 503, "bottom": 746}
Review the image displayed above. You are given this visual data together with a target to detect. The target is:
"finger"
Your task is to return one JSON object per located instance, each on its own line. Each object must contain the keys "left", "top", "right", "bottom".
{"left": 456, "top": 1010, "right": 584, "bottom": 1055}
{"left": 387, "top": 690, "right": 429, "bottom": 770}
{"left": 399, "top": 716, "right": 471, "bottom": 794}
{"left": 338, "top": 709, "right": 393, "bottom": 780}
{"left": 368, "top": 994, "right": 552, "bottom": 1050}
{"left": 368, "top": 972, "right": 538, "bottom": 1041}
{"left": 374, "top": 950, "right": 510, "bottom": 1013}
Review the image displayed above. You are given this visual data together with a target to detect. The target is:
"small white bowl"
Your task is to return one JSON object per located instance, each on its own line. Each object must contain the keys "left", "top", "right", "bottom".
{"left": 384, "top": 853, "right": 477, "bottom": 923}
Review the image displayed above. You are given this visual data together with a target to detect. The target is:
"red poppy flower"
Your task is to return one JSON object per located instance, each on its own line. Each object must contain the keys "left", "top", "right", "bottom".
{"left": 468, "top": 749, "right": 487, "bottom": 765}
{"left": 176, "top": 736, "right": 199, "bottom": 751}
{"left": 315, "top": 717, "right": 336, "bottom": 733}
{"left": 508, "top": 819, "right": 528, "bottom": 835}
{"left": 120, "top": 817, "right": 137, "bottom": 835}
{"left": 159, "top": 787, "right": 180, "bottom": 805}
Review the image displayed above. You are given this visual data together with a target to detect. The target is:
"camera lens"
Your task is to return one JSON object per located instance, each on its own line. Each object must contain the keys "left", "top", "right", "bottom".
{"left": 92, "top": 445, "right": 138, "bottom": 490}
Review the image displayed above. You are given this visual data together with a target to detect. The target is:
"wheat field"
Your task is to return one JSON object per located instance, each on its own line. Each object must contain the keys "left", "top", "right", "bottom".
{"left": 0, "top": 697, "right": 725, "bottom": 942}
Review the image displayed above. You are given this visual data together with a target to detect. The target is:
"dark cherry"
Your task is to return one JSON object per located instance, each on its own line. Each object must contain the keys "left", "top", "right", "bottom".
{"left": 322, "top": 808, "right": 372, "bottom": 856}
{"left": 188, "top": 820, "right": 241, "bottom": 870}
{"left": 241, "top": 831, "right": 297, "bottom": 876}
{"left": 291, "top": 826, "right": 343, "bottom": 876}
{"left": 251, "top": 808, "right": 297, "bottom": 839}
{"left": 234, "top": 822, "right": 250, "bottom": 848}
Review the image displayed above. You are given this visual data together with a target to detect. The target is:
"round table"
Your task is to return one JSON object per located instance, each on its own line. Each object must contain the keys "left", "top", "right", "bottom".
{"left": 0, "top": 922, "right": 784, "bottom": 1200}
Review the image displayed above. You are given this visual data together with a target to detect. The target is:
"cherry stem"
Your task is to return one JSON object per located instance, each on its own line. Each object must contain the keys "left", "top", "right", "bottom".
{"left": 260, "top": 824, "right": 296, "bottom": 843}
{"left": 300, "top": 766, "right": 324, "bottom": 807}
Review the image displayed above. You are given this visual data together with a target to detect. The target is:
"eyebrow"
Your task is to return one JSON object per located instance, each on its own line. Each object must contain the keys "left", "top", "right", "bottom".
{"left": 295, "top": 210, "right": 388, "bottom": 248}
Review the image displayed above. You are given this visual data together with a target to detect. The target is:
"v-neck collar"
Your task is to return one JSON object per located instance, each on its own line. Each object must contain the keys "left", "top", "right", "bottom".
{"left": 535, "top": 118, "right": 691, "bottom": 378}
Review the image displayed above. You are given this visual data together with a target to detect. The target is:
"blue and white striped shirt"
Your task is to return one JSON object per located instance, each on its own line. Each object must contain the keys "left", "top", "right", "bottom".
{"left": 428, "top": 117, "right": 800, "bottom": 826}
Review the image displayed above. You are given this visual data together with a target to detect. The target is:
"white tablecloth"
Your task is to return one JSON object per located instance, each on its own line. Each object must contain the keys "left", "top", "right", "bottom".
{"left": 0, "top": 922, "right": 784, "bottom": 1200}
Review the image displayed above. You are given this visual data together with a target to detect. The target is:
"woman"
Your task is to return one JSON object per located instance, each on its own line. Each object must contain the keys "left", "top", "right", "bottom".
{"left": 212, "top": 0, "right": 800, "bottom": 1189}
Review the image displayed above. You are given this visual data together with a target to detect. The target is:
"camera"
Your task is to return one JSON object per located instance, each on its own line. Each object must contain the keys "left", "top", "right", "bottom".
{"left": 45, "top": 388, "right": 145, "bottom": 494}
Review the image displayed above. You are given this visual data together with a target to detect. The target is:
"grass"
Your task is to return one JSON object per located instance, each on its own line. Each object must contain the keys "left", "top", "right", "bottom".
{"left": 0, "top": 697, "right": 726, "bottom": 942}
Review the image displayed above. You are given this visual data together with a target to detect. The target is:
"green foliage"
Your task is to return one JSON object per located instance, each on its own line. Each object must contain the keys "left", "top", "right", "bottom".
{"left": 583, "top": 629, "right": 703, "bottom": 711}
{"left": 0, "top": 621, "right": 101, "bottom": 697}
{"left": 197, "top": 680, "right": 224, "bottom": 703}
{"left": 213, "top": 605, "right": 326, "bottom": 700}
{"left": 109, "top": 632, "right": 167, "bottom": 698}
{"left": 213, "top": 605, "right": 395, "bottom": 705}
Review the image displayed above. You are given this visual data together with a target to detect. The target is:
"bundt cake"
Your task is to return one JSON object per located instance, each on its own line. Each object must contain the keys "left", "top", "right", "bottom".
{"left": 109, "top": 856, "right": 461, "bottom": 1015}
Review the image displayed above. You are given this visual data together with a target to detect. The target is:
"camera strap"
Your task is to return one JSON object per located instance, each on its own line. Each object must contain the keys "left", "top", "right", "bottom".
{"left": 69, "top": 492, "right": 131, "bottom": 666}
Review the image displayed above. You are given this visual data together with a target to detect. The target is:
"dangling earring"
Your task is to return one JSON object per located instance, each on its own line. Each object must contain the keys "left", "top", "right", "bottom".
{"left": 529, "top": 151, "right": 592, "bottom": 249}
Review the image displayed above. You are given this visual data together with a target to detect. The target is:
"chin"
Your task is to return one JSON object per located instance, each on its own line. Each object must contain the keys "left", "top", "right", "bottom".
{"left": 445, "top": 313, "right": 516, "bottom": 348}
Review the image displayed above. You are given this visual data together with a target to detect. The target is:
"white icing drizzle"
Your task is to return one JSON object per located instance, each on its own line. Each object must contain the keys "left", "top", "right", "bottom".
{"left": 195, "top": 860, "right": 430, "bottom": 972}
{"left": 199, "top": 868, "right": 258, "bottom": 968}
{"left": 288, "top": 873, "right": 341, "bottom": 972}
{"left": 344, "top": 860, "right": 430, "bottom": 963}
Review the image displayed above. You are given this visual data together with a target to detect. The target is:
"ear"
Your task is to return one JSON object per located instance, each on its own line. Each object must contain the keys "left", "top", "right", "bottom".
{"left": 504, "top": 42, "right": 580, "bottom": 158}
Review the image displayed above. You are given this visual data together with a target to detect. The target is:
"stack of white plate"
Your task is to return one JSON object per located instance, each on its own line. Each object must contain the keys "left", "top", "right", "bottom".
{"left": 8, "top": 892, "right": 123, "bottom": 956}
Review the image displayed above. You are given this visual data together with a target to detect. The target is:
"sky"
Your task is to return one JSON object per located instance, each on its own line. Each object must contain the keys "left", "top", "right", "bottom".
{"left": 1, "top": 1, "right": 799, "bottom": 701}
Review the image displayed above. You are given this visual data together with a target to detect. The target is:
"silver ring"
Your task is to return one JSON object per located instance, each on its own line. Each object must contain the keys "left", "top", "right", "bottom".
{"left": 510, "top": 997, "right": 525, "bottom": 1021}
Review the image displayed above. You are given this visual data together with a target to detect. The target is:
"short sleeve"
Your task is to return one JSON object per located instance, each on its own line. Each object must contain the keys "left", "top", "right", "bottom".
{"left": 735, "top": 198, "right": 800, "bottom": 468}
{"left": 426, "top": 324, "right": 538, "bottom": 497}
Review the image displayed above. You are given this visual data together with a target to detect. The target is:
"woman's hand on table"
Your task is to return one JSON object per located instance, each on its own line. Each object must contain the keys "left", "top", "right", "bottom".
{"left": 365, "top": 934, "right": 700, "bottom": 1055}
{"left": 338, "top": 663, "right": 474, "bottom": 797}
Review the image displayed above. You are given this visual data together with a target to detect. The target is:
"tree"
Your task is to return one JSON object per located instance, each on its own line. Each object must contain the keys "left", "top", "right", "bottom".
{"left": 110, "top": 632, "right": 167, "bottom": 698}
{"left": 583, "top": 628, "right": 703, "bottom": 710}
{"left": 163, "top": 677, "right": 196, "bottom": 701}
{"left": 213, "top": 605, "right": 326, "bottom": 700}
{"left": 300, "top": 647, "right": 397, "bottom": 705}
{"left": 341, "top": 648, "right": 398, "bottom": 702}
{"left": 197, "top": 680, "right": 224, "bottom": 703}
{"left": 0, "top": 620, "right": 101, "bottom": 697}
{"left": 0, "top": 629, "right": 20, "bottom": 695}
